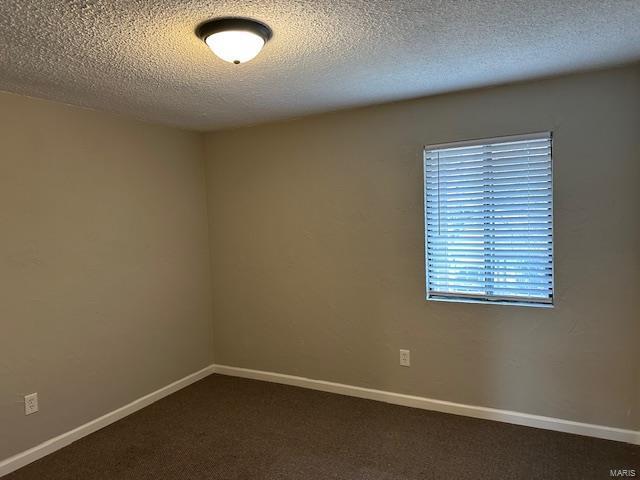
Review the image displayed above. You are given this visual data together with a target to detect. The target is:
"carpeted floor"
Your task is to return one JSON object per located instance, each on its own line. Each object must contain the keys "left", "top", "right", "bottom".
{"left": 5, "top": 374, "right": 639, "bottom": 479}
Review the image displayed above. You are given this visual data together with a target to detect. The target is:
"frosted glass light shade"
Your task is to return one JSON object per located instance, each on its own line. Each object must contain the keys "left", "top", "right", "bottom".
{"left": 204, "top": 30, "right": 265, "bottom": 64}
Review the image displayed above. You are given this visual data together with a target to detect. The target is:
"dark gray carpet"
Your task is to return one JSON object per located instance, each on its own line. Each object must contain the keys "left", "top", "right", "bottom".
{"left": 6, "top": 374, "right": 639, "bottom": 479}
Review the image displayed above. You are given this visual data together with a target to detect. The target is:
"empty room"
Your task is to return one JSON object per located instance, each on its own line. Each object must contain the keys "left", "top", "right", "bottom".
{"left": 1, "top": 1, "right": 639, "bottom": 479}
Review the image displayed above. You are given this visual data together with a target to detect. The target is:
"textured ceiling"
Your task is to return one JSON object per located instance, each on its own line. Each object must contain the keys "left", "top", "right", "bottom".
{"left": 1, "top": 0, "right": 640, "bottom": 130}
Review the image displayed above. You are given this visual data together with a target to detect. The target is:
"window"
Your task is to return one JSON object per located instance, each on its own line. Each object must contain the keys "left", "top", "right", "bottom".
{"left": 423, "top": 132, "right": 553, "bottom": 307}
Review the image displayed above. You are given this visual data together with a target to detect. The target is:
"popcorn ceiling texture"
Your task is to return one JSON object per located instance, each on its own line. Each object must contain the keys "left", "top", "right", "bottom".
{"left": 1, "top": 0, "right": 639, "bottom": 130}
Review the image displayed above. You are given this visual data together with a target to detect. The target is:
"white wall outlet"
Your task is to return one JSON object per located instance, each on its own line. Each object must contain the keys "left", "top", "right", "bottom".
{"left": 400, "top": 349, "right": 410, "bottom": 367}
{"left": 24, "top": 393, "right": 38, "bottom": 415}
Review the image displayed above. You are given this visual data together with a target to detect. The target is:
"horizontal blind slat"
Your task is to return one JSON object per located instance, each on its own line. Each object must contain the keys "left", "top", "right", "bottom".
{"left": 428, "top": 270, "right": 552, "bottom": 278}
{"left": 425, "top": 156, "right": 551, "bottom": 171}
{"left": 430, "top": 287, "right": 551, "bottom": 297}
{"left": 427, "top": 142, "right": 550, "bottom": 159}
{"left": 426, "top": 190, "right": 551, "bottom": 201}
{"left": 427, "top": 197, "right": 551, "bottom": 207}
{"left": 429, "top": 180, "right": 552, "bottom": 192}
{"left": 430, "top": 165, "right": 551, "bottom": 179}
{"left": 429, "top": 282, "right": 552, "bottom": 293}
{"left": 426, "top": 172, "right": 551, "bottom": 187}
{"left": 429, "top": 277, "right": 552, "bottom": 287}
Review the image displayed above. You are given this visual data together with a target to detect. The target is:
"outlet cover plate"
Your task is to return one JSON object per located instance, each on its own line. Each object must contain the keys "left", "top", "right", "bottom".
{"left": 400, "top": 349, "right": 411, "bottom": 367}
{"left": 25, "top": 393, "right": 38, "bottom": 415}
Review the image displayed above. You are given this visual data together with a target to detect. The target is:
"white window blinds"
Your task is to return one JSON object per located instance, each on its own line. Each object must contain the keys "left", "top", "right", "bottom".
{"left": 423, "top": 132, "right": 553, "bottom": 306}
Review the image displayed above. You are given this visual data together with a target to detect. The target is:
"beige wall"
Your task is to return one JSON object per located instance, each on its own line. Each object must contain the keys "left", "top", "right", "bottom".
{"left": 0, "top": 92, "right": 213, "bottom": 459}
{"left": 205, "top": 65, "right": 640, "bottom": 430}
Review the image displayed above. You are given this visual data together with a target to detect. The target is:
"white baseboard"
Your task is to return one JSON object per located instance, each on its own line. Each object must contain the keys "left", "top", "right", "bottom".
{"left": 2, "top": 363, "right": 638, "bottom": 478}
{"left": 213, "top": 364, "right": 640, "bottom": 446}
{"left": 0, "top": 365, "right": 215, "bottom": 478}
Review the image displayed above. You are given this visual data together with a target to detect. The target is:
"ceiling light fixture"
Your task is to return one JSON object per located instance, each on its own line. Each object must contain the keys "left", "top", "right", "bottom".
{"left": 196, "top": 17, "right": 273, "bottom": 64}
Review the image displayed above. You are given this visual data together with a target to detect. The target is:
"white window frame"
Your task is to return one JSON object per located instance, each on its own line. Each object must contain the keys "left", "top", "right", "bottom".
{"left": 423, "top": 132, "right": 555, "bottom": 308}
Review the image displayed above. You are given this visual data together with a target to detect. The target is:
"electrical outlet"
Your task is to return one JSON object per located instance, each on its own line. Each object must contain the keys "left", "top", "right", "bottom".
{"left": 24, "top": 393, "right": 38, "bottom": 415}
{"left": 400, "top": 349, "right": 410, "bottom": 367}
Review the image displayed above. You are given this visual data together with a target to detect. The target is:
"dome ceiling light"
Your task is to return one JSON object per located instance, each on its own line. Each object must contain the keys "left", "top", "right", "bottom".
{"left": 196, "top": 17, "right": 273, "bottom": 64}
